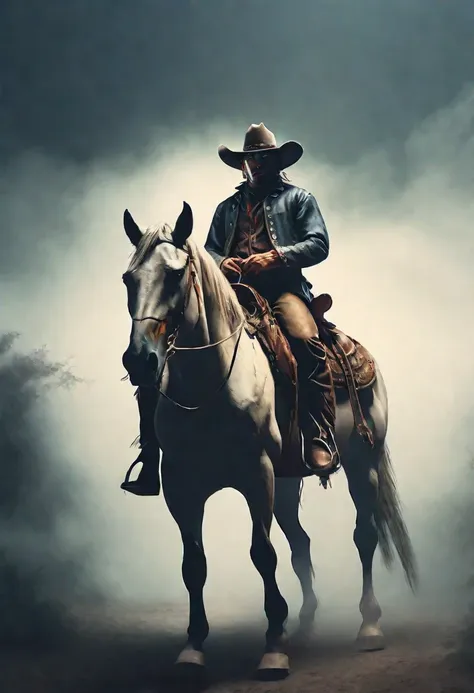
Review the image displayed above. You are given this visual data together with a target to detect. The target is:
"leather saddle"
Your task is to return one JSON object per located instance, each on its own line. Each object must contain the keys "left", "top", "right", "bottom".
{"left": 310, "top": 293, "right": 376, "bottom": 391}
{"left": 231, "top": 284, "right": 376, "bottom": 476}
{"left": 232, "top": 285, "right": 376, "bottom": 393}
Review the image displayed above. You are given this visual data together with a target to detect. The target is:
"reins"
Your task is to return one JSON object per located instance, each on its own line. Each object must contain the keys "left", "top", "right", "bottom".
{"left": 156, "top": 247, "right": 246, "bottom": 411}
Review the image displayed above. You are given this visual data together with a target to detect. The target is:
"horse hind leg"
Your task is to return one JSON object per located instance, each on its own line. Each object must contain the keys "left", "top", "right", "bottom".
{"left": 274, "top": 477, "right": 318, "bottom": 637}
{"left": 345, "top": 444, "right": 385, "bottom": 652}
{"left": 240, "top": 458, "right": 290, "bottom": 681}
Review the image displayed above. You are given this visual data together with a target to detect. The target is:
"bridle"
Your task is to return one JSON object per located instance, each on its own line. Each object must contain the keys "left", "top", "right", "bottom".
{"left": 133, "top": 243, "right": 246, "bottom": 412}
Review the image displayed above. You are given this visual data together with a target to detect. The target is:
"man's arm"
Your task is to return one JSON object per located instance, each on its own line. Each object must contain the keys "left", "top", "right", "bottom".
{"left": 204, "top": 202, "right": 227, "bottom": 267}
{"left": 278, "top": 191, "right": 329, "bottom": 269}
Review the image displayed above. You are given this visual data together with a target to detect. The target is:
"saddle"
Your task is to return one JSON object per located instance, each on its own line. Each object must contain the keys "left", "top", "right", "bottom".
{"left": 231, "top": 284, "right": 376, "bottom": 477}
{"left": 311, "top": 293, "right": 376, "bottom": 392}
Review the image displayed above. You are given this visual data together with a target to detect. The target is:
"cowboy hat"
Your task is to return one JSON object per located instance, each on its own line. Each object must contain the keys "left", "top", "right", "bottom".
{"left": 218, "top": 123, "right": 303, "bottom": 170}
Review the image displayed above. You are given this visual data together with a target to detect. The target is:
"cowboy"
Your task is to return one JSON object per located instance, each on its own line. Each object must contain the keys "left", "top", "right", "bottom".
{"left": 121, "top": 123, "right": 340, "bottom": 496}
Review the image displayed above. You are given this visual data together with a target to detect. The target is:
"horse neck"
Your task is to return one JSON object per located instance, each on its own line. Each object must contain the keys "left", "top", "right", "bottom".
{"left": 180, "top": 250, "right": 242, "bottom": 346}
{"left": 164, "top": 250, "right": 243, "bottom": 394}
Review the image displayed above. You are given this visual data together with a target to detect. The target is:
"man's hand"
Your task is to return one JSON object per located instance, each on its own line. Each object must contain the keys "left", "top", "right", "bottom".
{"left": 240, "top": 250, "right": 282, "bottom": 276}
{"left": 221, "top": 256, "right": 243, "bottom": 279}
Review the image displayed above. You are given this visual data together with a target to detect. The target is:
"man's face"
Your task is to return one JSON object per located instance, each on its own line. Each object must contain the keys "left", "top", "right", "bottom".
{"left": 242, "top": 151, "right": 279, "bottom": 187}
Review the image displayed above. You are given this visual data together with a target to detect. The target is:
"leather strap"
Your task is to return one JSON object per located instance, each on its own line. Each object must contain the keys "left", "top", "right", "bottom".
{"left": 324, "top": 324, "right": 375, "bottom": 448}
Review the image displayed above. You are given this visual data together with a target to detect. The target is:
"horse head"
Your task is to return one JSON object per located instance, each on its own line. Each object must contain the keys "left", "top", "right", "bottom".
{"left": 121, "top": 202, "right": 194, "bottom": 386}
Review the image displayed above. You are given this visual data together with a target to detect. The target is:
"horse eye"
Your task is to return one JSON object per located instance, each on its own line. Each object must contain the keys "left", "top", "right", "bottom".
{"left": 164, "top": 266, "right": 185, "bottom": 283}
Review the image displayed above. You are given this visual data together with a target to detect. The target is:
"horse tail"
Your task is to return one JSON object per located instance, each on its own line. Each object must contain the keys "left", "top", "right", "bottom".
{"left": 375, "top": 444, "right": 419, "bottom": 592}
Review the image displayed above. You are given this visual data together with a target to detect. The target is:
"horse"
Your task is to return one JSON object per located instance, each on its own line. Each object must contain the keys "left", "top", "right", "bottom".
{"left": 120, "top": 201, "right": 418, "bottom": 680}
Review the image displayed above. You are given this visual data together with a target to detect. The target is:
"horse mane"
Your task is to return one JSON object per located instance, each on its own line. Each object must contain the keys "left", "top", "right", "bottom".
{"left": 126, "top": 223, "right": 173, "bottom": 272}
{"left": 187, "top": 237, "right": 245, "bottom": 326}
{"left": 126, "top": 223, "right": 244, "bottom": 326}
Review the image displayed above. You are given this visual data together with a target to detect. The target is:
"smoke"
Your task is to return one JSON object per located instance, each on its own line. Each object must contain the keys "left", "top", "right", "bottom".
{"left": 1, "top": 85, "right": 472, "bottom": 642}
{"left": 452, "top": 468, "right": 474, "bottom": 670}
{"left": 0, "top": 333, "right": 101, "bottom": 646}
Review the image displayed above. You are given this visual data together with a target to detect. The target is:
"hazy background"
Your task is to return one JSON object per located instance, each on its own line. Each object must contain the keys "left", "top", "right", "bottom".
{"left": 1, "top": 0, "right": 474, "bottom": 647}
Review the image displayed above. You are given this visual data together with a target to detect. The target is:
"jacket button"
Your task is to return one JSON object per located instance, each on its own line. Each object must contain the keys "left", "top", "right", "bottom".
{"left": 272, "top": 234, "right": 277, "bottom": 240}
{"left": 266, "top": 206, "right": 271, "bottom": 210}
{"left": 268, "top": 214, "right": 272, "bottom": 218}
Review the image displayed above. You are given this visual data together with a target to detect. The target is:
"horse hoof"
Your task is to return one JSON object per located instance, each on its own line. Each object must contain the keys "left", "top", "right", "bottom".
{"left": 176, "top": 647, "right": 205, "bottom": 667}
{"left": 255, "top": 652, "right": 290, "bottom": 681}
{"left": 174, "top": 647, "right": 206, "bottom": 683}
{"left": 356, "top": 624, "right": 385, "bottom": 652}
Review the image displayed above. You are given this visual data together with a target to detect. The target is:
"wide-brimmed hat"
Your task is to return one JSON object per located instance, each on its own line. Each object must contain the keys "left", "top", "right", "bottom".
{"left": 218, "top": 123, "right": 303, "bottom": 170}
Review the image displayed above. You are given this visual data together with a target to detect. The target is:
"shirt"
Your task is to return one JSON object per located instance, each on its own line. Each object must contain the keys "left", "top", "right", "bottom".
{"left": 231, "top": 195, "right": 273, "bottom": 259}
{"left": 230, "top": 183, "right": 293, "bottom": 302}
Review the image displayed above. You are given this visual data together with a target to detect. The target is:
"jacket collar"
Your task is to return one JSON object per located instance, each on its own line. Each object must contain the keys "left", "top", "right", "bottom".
{"left": 233, "top": 180, "right": 285, "bottom": 200}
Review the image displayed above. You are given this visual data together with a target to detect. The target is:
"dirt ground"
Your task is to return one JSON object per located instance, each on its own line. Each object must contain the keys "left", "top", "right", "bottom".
{"left": 1, "top": 606, "right": 472, "bottom": 693}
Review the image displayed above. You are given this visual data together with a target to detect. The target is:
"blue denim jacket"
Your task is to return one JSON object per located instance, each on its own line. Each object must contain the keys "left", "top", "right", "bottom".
{"left": 204, "top": 181, "right": 329, "bottom": 303}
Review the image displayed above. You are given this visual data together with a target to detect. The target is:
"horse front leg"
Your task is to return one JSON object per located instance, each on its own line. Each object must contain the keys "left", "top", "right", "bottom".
{"left": 240, "top": 458, "right": 290, "bottom": 681}
{"left": 274, "top": 477, "right": 318, "bottom": 636}
{"left": 344, "top": 447, "right": 385, "bottom": 651}
{"left": 162, "top": 473, "right": 209, "bottom": 673}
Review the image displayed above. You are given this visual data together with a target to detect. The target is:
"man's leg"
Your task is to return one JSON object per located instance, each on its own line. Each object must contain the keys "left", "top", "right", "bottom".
{"left": 120, "top": 386, "right": 161, "bottom": 496}
{"left": 272, "top": 293, "right": 339, "bottom": 477}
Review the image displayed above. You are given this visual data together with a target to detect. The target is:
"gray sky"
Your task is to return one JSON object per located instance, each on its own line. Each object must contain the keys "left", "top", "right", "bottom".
{"left": 1, "top": 0, "right": 473, "bottom": 166}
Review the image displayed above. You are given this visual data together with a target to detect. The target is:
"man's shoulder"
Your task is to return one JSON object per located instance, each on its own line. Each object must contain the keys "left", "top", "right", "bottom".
{"left": 279, "top": 182, "right": 313, "bottom": 201}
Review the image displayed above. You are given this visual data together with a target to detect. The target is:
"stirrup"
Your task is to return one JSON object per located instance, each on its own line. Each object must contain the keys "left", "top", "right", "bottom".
{"left": 304, "top": 452, "right": 341, "bottom": 480}
{"left": 120, "top": 457, "right": 160, "bottom": 496}
{"left": 303, "top": 421, "right": 341, "bottom": 482}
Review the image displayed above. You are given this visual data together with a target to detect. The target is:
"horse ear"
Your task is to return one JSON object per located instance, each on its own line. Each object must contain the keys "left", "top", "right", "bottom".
{"left": 123, "top": 209, "right": 143, "bottom": 247}
{"left": 173, "top": 201, "right": 193, "bottom": 248}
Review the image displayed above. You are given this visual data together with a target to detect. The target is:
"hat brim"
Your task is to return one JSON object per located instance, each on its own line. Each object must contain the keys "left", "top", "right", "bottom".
{"left": 218, "top": 140, "right": 303, "bottom": 170}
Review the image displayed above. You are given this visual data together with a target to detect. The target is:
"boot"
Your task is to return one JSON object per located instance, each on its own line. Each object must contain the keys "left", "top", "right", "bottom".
{"left": 121, "top": 386, "right": 161, "bottom": 496}
{"left": 299, "top": 337, "right": 340, "bottom": 479}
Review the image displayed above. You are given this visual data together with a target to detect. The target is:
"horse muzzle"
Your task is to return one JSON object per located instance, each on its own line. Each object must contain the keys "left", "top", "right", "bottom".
{"left": 122, "top": 346, "right": 161, "bottom": 386}
{"left": 122, "top": 324, "right": 166, "bottom": 386}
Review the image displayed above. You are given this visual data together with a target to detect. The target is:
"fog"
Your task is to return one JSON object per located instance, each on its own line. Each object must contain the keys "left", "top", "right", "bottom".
{"left": 0, "top": 333, "right": 100, "bottom": 644}
{"left": 1, "top": 84, "right": 473, "bottom": 638}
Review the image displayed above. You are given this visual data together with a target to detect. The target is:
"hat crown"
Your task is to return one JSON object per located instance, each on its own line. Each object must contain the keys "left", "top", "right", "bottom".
{"left": 243, "top": 123, "right": 277, "bottom": 151}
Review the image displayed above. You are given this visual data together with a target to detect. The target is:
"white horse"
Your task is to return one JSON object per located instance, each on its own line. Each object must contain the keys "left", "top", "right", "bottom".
{"left": 121, "top": 202, "right": 417, "bottom": 680}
